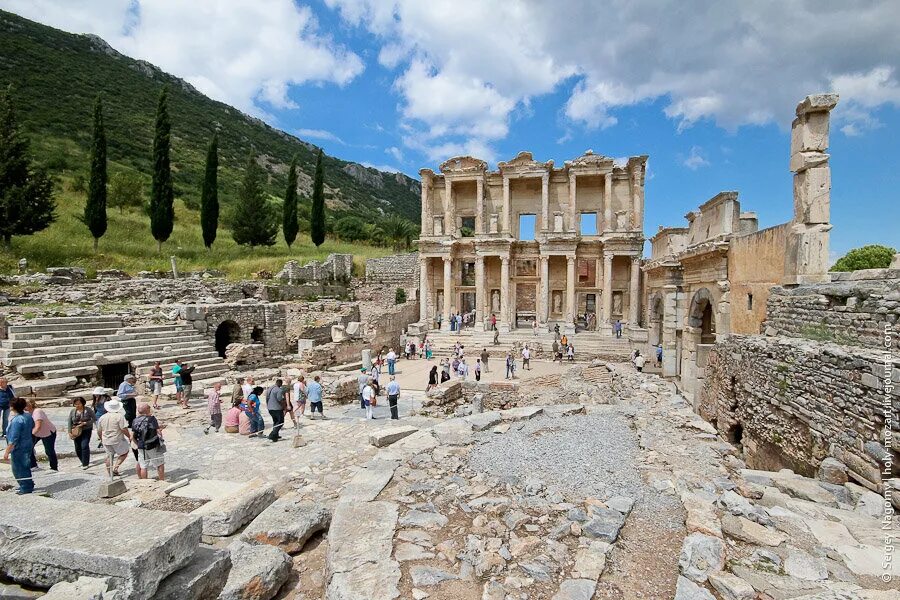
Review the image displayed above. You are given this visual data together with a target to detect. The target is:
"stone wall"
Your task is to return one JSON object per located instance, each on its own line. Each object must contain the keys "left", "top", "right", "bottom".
{"left": 275, "top": 254, "right": 353, "bottom": 283}
{"left": 365, "top": 252, "right": 419, "bottom": 287}
{"left": 728, "top": 223, "right": 789, "bottom": 334}
{"left": 701, "top": 334, "right": 898, "bottom": 496}
{"left": 285, "top": 301, "right": 360, "bottom": 347}
{"left": 180, "top": 303, "right": 289, "bottom": 356}
{"left": 764, "top": 270, "right": 900, "bottom": 351}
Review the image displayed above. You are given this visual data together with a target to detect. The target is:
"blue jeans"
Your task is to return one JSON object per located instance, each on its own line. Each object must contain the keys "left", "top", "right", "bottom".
{"left": 31, "top": 430, "right": 58, "bottom": 470}
{"left": 387, "top": 360, "right": 395, "bottom": 376}
{"left": 73, "top": 429, "right": 92, "bottom": 467}
{"left": 11, "top": 451, "right": 34, "bottom": 493}
{"left": 0, "top": 406, "right": 8, "bottom": 436}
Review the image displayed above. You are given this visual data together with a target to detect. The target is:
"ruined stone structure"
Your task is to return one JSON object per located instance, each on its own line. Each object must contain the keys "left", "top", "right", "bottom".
{"left": 417, "top": 151, "right": 646, "bottom": 335}
{"left": 365, "top": 252, "right": 419, "bottom": 287}
{"left": 275, "top": 253, "right": 353, "bottom": 283}
{"left": 181, "top": 302, "right": 289, "bottom": 358}
{"left": 645, "top": 94, "right": 839, "bottom": 396}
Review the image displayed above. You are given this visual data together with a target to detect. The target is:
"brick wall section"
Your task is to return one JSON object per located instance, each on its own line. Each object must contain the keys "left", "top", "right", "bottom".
{"left": 365, "top": 252, "right": 419, "bottom": 286}
{"left": 702, "top": 334, "right": 898, "bottom": 493}
{"left": 764, "top": 270, "right": 900, "bottom": 351}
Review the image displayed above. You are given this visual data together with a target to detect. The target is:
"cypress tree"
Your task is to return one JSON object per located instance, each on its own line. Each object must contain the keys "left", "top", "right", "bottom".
{"left": 310, "top": 148, "right": 325, "bottom": 247}
{"left": 282, "top": 155, "right": 299, "bottom": 248}
{"left": 232, "top": 153, "right": 277, "bottom": 247}
{"left": 0, "top": 87, "right": 56, "bottom": 248}
{"left": 200, "top": 133, "right": 219, "bottom": 249}
{"left": 149, "top": 86, "right": 174, "bottom": 252}
{"left": 84, "top": 94, "right": 107, "bottom": 252}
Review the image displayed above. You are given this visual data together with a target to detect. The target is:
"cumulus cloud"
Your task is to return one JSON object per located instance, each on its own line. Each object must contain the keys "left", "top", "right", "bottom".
{"left": 1, "top": 0, "right": 364, "bottom": 119}
{"left": 386, "top": 146, "right": 404, "bottom": 162}
{"left": 680, "top": 146, "right": 710, "bottom": 170}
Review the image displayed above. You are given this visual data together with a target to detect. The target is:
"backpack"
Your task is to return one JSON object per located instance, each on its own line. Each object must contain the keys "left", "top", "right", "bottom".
{"left": 132, "top": 415, "right": 159, "bottom": 450}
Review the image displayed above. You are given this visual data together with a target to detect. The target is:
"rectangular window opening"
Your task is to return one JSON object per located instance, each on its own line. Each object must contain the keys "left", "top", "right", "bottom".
{"left": 580, "top": 212, "right": 598, "bottom": 235}
{"left": 518, "top": 214, "right": 536, "bottom": 241}
{"left": 747, "top": 293, "right": 753, "bottom": 310}
{"left": 460, "top": 216, "right": 475, "bottom": 237}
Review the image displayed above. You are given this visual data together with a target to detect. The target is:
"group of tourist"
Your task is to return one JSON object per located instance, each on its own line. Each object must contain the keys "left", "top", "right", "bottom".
{"left": 221, "top": 373, "right": 326, "bottom": 439}
{"left": 1, "top": 379, "right": 61, "bottom": 495}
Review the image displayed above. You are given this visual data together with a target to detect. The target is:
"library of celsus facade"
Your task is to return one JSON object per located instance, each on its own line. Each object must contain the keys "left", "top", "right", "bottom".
{"left": 416, "top": 150, "right": 647, "bottom": 334}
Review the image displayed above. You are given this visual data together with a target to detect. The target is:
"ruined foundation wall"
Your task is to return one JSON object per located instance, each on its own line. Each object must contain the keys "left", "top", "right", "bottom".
{"left": 181, "top": 303, "right": 289, "bottom": 356}
{"left": 365, "top": 252, "right": 419, "bottom": 287}
{"left": 728, "top": 223, "right": 789, "bottom": 334}
{"left": 285, "top": 301, "right": 360, "bottom": 346}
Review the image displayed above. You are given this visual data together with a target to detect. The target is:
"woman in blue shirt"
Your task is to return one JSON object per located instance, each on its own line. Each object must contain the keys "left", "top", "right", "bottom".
{"left": 2, "top": 398, "right": 35, "bottom": 494}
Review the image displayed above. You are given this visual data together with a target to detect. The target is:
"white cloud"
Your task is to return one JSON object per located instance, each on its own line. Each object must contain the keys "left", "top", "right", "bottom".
{"left": 361, "top": 162, "right": 401, "bottom": 173}
{"left": 1, "top": 0, "right": 364, "bottom": 119}
{"left": 680, "top": 146, "right": 710, "bottom": 170}
{"left": 830, "top": 66, "right": 900, "bottom": 136}
{"left": 297, "top": 128, "right": 345, "bottom": 144}
{"left": 386, "top": 146, "right": 404, "bottom": 162}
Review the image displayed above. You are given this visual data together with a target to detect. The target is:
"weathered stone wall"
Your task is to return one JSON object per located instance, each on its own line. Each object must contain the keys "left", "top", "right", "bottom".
{"left": 181, "top": 303, "right": 289, "bottom": 356}
{"left": 728, "top": 223, "right": 789, "bottom": 334}
{"left": 702, "top": 334, "right": 898, "bottom": 495}
{"left": 275, "top": 254, "right": 353, "bottom": 283}
{"left": 764, "top": 271, "right": 900, "bottom": 351}
{"left": 285, "top": 301, "right": 360, "bottom": 346}
{"left": 365, "top": 252, "right": 419, "bottom": 286}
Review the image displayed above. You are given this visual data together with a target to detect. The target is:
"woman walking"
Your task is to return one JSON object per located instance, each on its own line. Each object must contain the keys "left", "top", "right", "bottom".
{"left": 427, "top": 365, "right": 439, "bottom": 391}
{"left": 68, "top": 397, "right": 94, "bottom": 470}
{"left": 26, "top": 399, "right": 58, "bottom": 471}
{"left": 97, "top": 399, "right": 132, "bottom": 478}
{"left": 3, "top": 398, "right": 34, "bottom": 494}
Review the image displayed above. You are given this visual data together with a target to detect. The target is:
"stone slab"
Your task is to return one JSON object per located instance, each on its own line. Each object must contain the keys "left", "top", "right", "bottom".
{"left": 155, "top": 546, "right": 231, "bottom": 600}
{"left": 465, "top": 411, "right": 502, "bottom": 431}
{"left": 189, "top": 478, "right": 276, "bottom": 536}
{"left": 219, "top": 541, "right": 291, "bottom": 600}
{"left": 721, "top": 514, "right": 786, "bottom": 547}
{"left": 369, "top": 425, "right": 419, "bottom": 448}
{"left": 0, "top": 494, "right": 201, "bottom": 600}
{"left": 170, "top": 478, "right": 244, "bottom": 500}
{"left": 327, "top": 500, "right": 400, "bottom": 600}
{"left": 41, "top": 576, "right": 115, "bottom": 599}
{"left": 99, "top": 479, "right": 126, "bottom": 498}
{"left": 500, "top": 406, "right": 544, "bottom": 422}
{"left": 339, "top": 459, "right": 399, "bottom": 503}
{"left": 241, "top": 493, "right": 331, "bottom": 554}
{"left": 551, "top": 578, "right": 596, "bottom": 600}
{"left": 674, "top": 576, "right": 715, "bottom": 600}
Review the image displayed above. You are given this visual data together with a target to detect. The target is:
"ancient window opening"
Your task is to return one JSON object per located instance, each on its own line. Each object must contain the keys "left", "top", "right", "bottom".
{"left": 580, "top": 212, "right": 598, "bottom": 235}
{"left": 460, "top": 262, "right": 476, "bottom": 286}
{"left": 727, "top": 422, "right": 744, "bottom": 447}
{"left": 460, "top": 216, "right": 475, "bottom": 237}
{"left": 747, "top": 293, "right": 753, "bottom": 310}
{"left": 100, "top": 362, "right": 130, "bottom": 390}
{"left": 577, "top": 259, "right": 595, "bottom": 286}
{"left": 215, "top": 320, "right": 241, "bottom": 358}
{"left": 518, "top": 214, "right": 536, "bottom": 241}
{"left": 251, "top": 326, "right": 264, "bottom": 344}
{"left": 700, "top": 302, "right": 716, "bottom": 344}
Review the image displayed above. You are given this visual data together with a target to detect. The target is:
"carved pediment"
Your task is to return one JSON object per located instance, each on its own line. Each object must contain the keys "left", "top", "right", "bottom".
{"left": 498, "top": 151, "right": 553, "bottom": 172}
{"left": 565, "top": 149, "right": 614, "bottom": 171}
{"left": 439, "top": 155, "right": 487, "bottom": 174}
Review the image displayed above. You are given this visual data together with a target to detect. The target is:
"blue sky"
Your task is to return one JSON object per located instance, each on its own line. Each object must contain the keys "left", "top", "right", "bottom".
{"left": 3, "top": 0, "right": 899, "bottom": 259}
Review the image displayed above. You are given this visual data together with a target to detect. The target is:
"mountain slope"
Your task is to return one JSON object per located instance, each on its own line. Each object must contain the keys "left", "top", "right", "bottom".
{"left": 0, "top": 9, "right": 421, "bottom": 222}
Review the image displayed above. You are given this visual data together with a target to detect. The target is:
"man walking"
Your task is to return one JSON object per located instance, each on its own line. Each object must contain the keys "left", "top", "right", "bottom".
{"left": 457, "top": 358, "right": 469, "bottom": 380}
{"left": 614, "top": 319, "right": 623, "bottom": 339}
{"left": 178, "top": 362, "right": 195, "bottom": 408}
{"left": 386, "top": 348, "right": 397, "bottom": 376}
{"left": 306, "top": 375, "right": 325, "bottom": 419}
{"left": 521, "top": 345, "right": 531, "bottom": 370}
{"left": 505, "top": 352, "right": 515, "bottom": 379}
{"left": 265, "top": 379, "right": 286, "bottom": 441}
{"left": 205, "top": 382, "right": 223, "bottom": 434}
{"left": 2, "top": 398, "right": 34, "bottom": 494}
{"left": 0, "top": 377, "right": 16, "bottom": 438}
{"left": 386, "top": 376, "right": 400, "bottom": 420}
{"left": 490, "top": 314, "right": 497, "bottom": 331}
{"left": 117, "top": 374, "right": 138, "bottom": 428}
{"left": 357, "top": 368, "right": 369, "bottom": 409}
{"left": 97, "top": 398, "right": 132, "bottom": 478}
{"left": 148, "top": 361, "right": 164, "bottom": 409}
{"left": 480, "top": 348, "right": 489, "bottom": 373}
{"left": 362, "top": 377, "right": 375, "bottom": 420}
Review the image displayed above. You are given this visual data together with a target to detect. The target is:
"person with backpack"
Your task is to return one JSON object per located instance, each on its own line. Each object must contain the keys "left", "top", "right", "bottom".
{"left": 265, "top": 379, "right": 287, "bottom": 442}
{"left": 132, "top": 403, "right": 165, "bottom": 481}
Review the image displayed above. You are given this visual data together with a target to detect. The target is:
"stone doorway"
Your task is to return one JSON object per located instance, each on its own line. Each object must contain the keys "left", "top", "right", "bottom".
{"left": 100, "top": 362, "right": 130, "bottom": 390}
{"left": 515, "top": 283, "right": 536, "bottom": 327}
{"left": 215, "top": 320, "right": 241, "bottom": 358}
{"left": 459, "top": 291, "right": 476, "bottom": 327}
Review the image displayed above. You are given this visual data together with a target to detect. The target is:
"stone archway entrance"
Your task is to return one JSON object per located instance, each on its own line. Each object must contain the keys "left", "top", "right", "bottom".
{"left": 215, "top": 320, "right": 241, "bottom": 358}
{"left": 682, "top": 288, "right": 717, "bottom": 398}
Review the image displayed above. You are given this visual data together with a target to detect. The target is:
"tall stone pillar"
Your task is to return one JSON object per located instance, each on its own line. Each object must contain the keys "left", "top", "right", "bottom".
{"left": 602, "top": 253, "right": 613, "bottom": 328}
{"left": 441, "top": 256, "right": 453, "bottom": 331}
{"left": 475, "top": 176, "right": 484, "bottom": 235}
{"left": 784, "top": 93, "right": 838, "bottom": 285}
{"left": 628, "top": 255, "right": 641, "bottom": 326}
{"left": 539, "top": 255, "right": 550, "bottom": 328}
{"left": 565, "top": 255, "right": 576, "bottom": 333}
{"left": 419, "top": 257, "right": 429, "bottom": 326}
{"left": 631, "top": 167, "right": 643, "bottom": 230}
{"left": 420, "top": 171, "right": 432, "bottom": 236}
{"left": 444, "top": 177, "right": 454, "bottom": 237}
{"left": 474, "top": 255, "right": 485, "bottom": 331}
{"left": 568, "top": 172, "right": 578, "bottom": 233}
{"left": 604, "top": 173, "right": 613, "bottom": 232}
{"left": 502, "top": 175, "right": 511, "bottom": 235}
{"left": 541, "top": 173, "right": 550, "bottom": 232}
{"left": 500, "top": 257, "right": 511, "bottom": 332}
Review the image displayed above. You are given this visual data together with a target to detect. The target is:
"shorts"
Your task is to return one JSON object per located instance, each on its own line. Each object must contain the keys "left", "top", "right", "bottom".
{"left": 175, "top": 381, "right": 184, "bottom": 392}
{"left": 224, "top": 425, "right": 239, "bottom": 433}
{"left": 182, "top": 384, "right": 192, "bottom": 398}
{"left": 103, "top": 439, "right": 130, "bottom": 457}
{"left": 150, "top": 381, "right": 162, "bottom": 395}
{"left": 209, "top": 413, "right": 222, "bottom": 428}
{"left": 138, "top": 446, "right": 165, "bottom": 469}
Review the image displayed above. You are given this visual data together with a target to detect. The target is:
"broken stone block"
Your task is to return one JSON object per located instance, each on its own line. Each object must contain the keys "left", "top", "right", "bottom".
{"left": 720, "top": 514, "right": 786, "bottom": 547}
{"left": 499, "top": 406, "right": 543, "bottom": 422}
{"left": 784, "top": 550, "right": 828, "bottom": 581}
{"left": 292, "top": 434, "right": 306, "bottom": 447}
{"left": 783, "top": 223, "right": 831, "bottom": 285}
{"left": 795, "top": 93, "right": 839, "bottom": 117}
{"left": 678, "top": 533, "right": 725, "bottom": 583}
{"left": 186, "top": 478, "right": 277, "bottom": 537}
{"left": 241, "top": 494, "right": 331, "bottom": 554}
{"left": 707, "top": 572, "right": 755, "bottom": 600}
{"left": 674, "top": 576, "right": 715, "bottom": 600}
{"left": 551, "top": 578, "right": 596, "bottom": 600}
{"left": 817, "top": 457, "right": 849, "bottom": 485}
{"left": 791, "top": 112, "right": 830, "bottom": 154}
{"left": 465, "top": 410, "right": 502, "bottom": 431}
{"left": 327, "top": 500, "right": 400, "bottom": 600}
{"left": 409, "top": 565, "right": 457, "bottom": 587}
{"left": 339, "top": 459, "right": 399, "bottom": 503}
{"left": 155, "top": 546, "right": 231, "bottom": 600}
{"left": 42, "top": 576, "right": 116, "bottom": 599}
{"left": 219, "top": 541, "right": 290, "bottom": 600}
{"left": 793, "top": 166, "right": 830, "bottom": 224}
{"left": 789, "top": 150, "right": 828, "bottom": 173}
{"left": 99, "top": 479, "right": 126, "bottom": 498}
{"left": 582, "top": 508, "right": 626, "bottom": 543}
{"left": 0, "top": 582, "right": 43, "bottom": 600}
{"left": 369, "top": 425, "right": 419, "bottom": 447}
{"left": 0, "top": 495, "right": 201, "bottom": 600}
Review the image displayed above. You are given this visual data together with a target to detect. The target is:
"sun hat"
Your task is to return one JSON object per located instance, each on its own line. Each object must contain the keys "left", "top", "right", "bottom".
{"left": 92, "top": 386, "right": 106, "bottom": 396}
{"left": 105, "top": 399, "right": 123, "bottom": 413}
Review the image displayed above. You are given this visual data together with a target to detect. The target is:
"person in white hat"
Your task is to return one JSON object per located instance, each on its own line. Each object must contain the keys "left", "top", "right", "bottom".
{"left": 97, "top": 398, "right": 132, "bottom": 478}
{"left": 116, "top": 374, "right": 138, "bottom": 427}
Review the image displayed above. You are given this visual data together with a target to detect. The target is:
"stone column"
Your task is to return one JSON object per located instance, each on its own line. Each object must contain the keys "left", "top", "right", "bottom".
{"left": 419, "top": 257, "right": 429, "bottom": 326}
{"left": 500, "top": 257, "right": 511, "bottom": 332}
{"left": 441, "top": 256, "right": 452, "bottom": 331}
{"left": 475, "top": 176, "right": 484, "bottom": 235}
{"left": 539, "top": 255, "right": 550, "bottom": 327}
{"left": 628, "top": 255, "right": 641, "bottom": 327}
{"left": 604, "top": 173, "right": 613, "bottom": 232}
{"left": 420, "top": 172, "right": 432, "bottom": 235}
{"left": 444, "top": 177, "right": 454, "bottom": 237}
{"left": 568, "top": 172, "right": 577, "bottom": 233}
{"left": 632, "top": 168, "right": 643, "bottom": 230}
{"left": 474, "top": 255, "right": 485, "bottom": 331}
{"left": 541, "top": 173, "right": 550, "bottom": 232}
{"left": 502, "top": 175, "right": 511, "bottom": 235}
{"left": 565, "top": 255, "right": 577, "bottom": 334}
{"left": 603, "top": 252, "right": 613, "bottom": 327}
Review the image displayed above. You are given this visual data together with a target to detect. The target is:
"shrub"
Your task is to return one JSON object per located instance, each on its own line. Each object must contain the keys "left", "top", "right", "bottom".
{"left": 395, "top": 287, "right": 407, "bottom": 304}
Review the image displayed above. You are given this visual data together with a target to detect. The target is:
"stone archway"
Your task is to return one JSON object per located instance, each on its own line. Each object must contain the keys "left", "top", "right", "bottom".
{"left": 681, "top": 287, "right": 718, "bottom": 399}
{"left": 688, "top": 288, "right": 716, "bottom": 343}
{"left": 215, "top": 320, "right": 241, "bottom": 358}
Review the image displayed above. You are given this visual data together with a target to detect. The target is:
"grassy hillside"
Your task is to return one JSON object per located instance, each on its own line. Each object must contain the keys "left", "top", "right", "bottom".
{"left": 0, "top": 9, "right": 420, "bottom": 222}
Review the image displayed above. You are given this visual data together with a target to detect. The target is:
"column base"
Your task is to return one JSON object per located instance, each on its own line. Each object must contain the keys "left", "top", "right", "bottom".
{"left": 564, "top": 324, "right": 576, "bottom": 336}
{"left": 499, "top": 323, "right": 511, "bottom": 333}
{"left": 536, "top": 324, "right": 549, "bottom": 334}
{"left": 473, "top": 321, "right": 485, "bottom": 332}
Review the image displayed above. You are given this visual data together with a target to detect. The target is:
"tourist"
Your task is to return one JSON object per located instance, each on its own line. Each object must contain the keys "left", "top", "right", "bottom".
{"left": 561, "top": 334, "right": 568, "bottom": 348}
{"left": 371, "top": 362, "right": 381, "bottom": 387}
{"left": 232, "top": 377, "right": 245, "bottom": 405}
{"left": 148, "top": 360, "right": 164, "bottom": 409}
{"left": 480, "top": 348, "right": 489, "bottom": 372}
{"left": 68, "top": 397, "right": 94, "bottom": 470}
{"left": 410, "top": 339, "right": 418, "bottom": 359}
{"left": 440, "top": 358, "right": 451, "bottom": 382}
{"left": 419, "top": 339, "right": 425, "bottom": 358}
{"left": 614, "top": 319, "right": 623, "bottom": 339}
{"left": 454, "top": 341, "right": 461, "bottom": 357}
{"left": 455, "top": 313, "right": 462, "bottom": 335}
{"left": 362, "top": 377, "right": 375, "bottom": 420}
{"left": 178, "top": 361, "right": 195, "bottom": 408}
{"left": 247, "top": 386, "right": 265, "bottom": 436}
{"left": 532, "top": 320, "right": 538, "bottom": 336}
{"left": 132, "top": 403, "right": 165, "bottom": 481}
{"left": 435, "top": 312, "right": 442, "bottom": 329}
{"left": 386, "top": 375, "right": 401, "bottom": 420}
{"left": 552, "top": 340, "right": 560, "bottom": 363}
{"left": 97, "top": 398, "right": 132, "bottom": 478}
{"left": 238, "top": 399, "right": 254, "bottom": 435}
{"left": 386, "top": 348, "right": 397, "bottom": 375}
{"left": 357, "top": 368, "right": 369, "bottom": 409}
{"left": 505, "top": 352, "right": 515, "bottom": 379}
{"left": 490, "top": 314, "right": 497, "bottom": 331}
{"left": 656, "top": 345, "right": 663, "bottom": 367}
{"left": 427, "top": 365, "right": 439, "bottom": 391}
{"left": 567, "top": 343, "right": 575, "bottom": 363}
{"left": 0, "top": 376, "right": 15, "bottom": 438}
{"left": 457, "top": 358, "right": 469, "bottom": 380}
{"left": 474, "top": 358, "right": 482, "bottom": 382}
{"left": 522, "top": 345, "right": 531, "bottom": 370}
{"left": 292, "top": 375, "right": 307, "bottom": 420}
{"left": 91, "top": 387, "right": 108, "bottom": 448}
{"left": 25, "top": 398, "right": 58, "bottom": 472}
{"left": 449, "top": 313, "right": 456, "bottom": 332}
{"left": 307, "top": 375, "right": 325, "bottom": 419}
{"left": 493, "top": 329, "right": 500, "bottom": 345}
{"left": 3, "top": 398, "right": 34, "bottom": 494}
{"left": 241, "top": 376, "right": 254, "bottom": 399}
{"left": 265, "top": 379, "right": 286, "bottom": 442}
{"left": 282, "top": 377, "right": 298, "bottom": 429}
{"left": 634, "top": 351, "right": 646, "bottom": 372}
{"left": 172, "top": 360, "right": 184, "bottom": 406}
{"left": 116, "top": 374, "right": 138, "bottom": 428}
{"left": 553, "top": 324, "right": 560, "bottom": 341}
{"left": 425, "top": 339, "right": 433, "bottom": 359}
{"left": 224, "top": 399, "right": 241, "bottom": 433}
{"left": 204, "top": 382, "right": 223, "bottom": 434}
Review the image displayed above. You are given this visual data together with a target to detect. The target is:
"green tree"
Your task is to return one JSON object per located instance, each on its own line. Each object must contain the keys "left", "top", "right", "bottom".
{"left": 108, "top": 171, "right": 144, "bottom": 213}
{"left": 149, "top": 86, "right": 174, "bottom": 252}
{"left": 0, "top": 88, "right": 56, "bottom": 248}
{"left": 200, "top": 133, "right": 219, "bottom": 249}
{"left": 231, "top": 154, "right": 277, "bottom": 247}
{"left": 334, "top": 215, "right": 367, "bottom": 242}
{"left": 310, "top": 148, "right": 326, "bottom": 246}
{"left": 831, "top": 244, "right": 896, "bottom": 272}
{"left": 282, "top": 155, "right": 299, "bottom": 248}
{"left": 381, "top": 215, "right": 416, "bottom": 251}
{"left": 84, "top": 94, "right": 107, "bottom": 251}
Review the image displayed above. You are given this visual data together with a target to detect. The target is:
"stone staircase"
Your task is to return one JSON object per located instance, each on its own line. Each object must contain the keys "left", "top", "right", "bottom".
{"left": 422, "top": 328, "right": 632, "bottom": 361}
{"left": 1, "top": 316, "right": 228, "bottom": 398}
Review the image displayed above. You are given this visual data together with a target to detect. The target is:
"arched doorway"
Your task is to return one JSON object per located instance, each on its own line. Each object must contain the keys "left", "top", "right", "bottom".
{"left": 215, "top": 320, "right": 241, "bottom": 357}
{"left": 688, "top": 288, "right": 716, "bottom": 342}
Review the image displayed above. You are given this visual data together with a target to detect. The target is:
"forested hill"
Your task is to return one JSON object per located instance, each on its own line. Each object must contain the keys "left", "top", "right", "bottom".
{"left": 0, "top": 9, "right": 421, "bottom": 222}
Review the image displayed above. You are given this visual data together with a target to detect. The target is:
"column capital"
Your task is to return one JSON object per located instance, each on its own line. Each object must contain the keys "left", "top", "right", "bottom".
{"left": 604, "top": 253, "right": 614, "bottom": 264}
{"left": 566, "top": 254, "right": 576, "bottom": 264}
{"left": 631, "top": 255, "right": 641, "bottom": 264}
{"left": 442, "top": 256, "right": 453, "bottom": 264}
{"left": 500, "top": 256, "right": 510, "bottom": 265}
